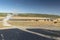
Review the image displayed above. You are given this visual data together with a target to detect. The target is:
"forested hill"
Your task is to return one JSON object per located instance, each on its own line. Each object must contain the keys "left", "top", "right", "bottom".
{"left": 0, "top": 13, "right": 60, "bottom": 18}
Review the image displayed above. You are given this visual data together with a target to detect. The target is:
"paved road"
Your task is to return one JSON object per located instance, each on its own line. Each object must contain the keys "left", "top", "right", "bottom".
{"left": 0, "top": 28, "right": 54, "bottom": 40}
{"left": 27, "top": 28, "right": 60, "bottom": 40}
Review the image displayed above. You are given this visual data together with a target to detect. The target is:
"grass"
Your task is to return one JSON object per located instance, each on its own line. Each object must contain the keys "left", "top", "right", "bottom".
{"left": 0, "top": 13, "right": 60, "bottom": 27}
{"left": 0, "top": 22, "right": 3, "bottom": 27}
{"left": 0, "top": 20, "right": 60, "bottom": 27}
{"left": 8, "top": 21, "right": 55, "bottom": 26}
{"left": 0, "top": 13, "right": 60, "bottom": 18}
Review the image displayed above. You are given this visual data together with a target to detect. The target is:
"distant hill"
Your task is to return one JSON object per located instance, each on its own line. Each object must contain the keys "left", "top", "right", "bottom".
{"left": 17, "top": 13, "right": 60, "bottom": 18}
{"left": 0, "top": 13, "right": 60, "bottom": 18}
{"left": 0, "top": 13, "right": 7, "bottom": 16}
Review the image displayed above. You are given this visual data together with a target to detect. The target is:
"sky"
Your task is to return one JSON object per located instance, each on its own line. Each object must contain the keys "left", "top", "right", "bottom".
{"left": 0, "top": 0, "right": 60, "bottom": 15}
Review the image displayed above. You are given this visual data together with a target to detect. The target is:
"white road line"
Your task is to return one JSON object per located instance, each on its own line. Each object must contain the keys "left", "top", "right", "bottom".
{"left": 0, "top": 25, "right": 60, "bottom": 40}
{"left": 16, "top": 26, "right": 60, "bottom": 40}
{"left": 1, "top": 34, "right": 4, "bottom": 40}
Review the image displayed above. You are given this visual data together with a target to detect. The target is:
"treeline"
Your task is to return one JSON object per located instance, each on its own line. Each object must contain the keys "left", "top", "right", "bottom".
{"left": 0, "top": 13, "right": 60, "bottom": 18}
{"left": 17, "top": 13, "right": 60, "bottom": 18}
{"left": 0, "top": 13, "right": 12, "bottom": 16}
{"left": 0, "top": 13, "right": 7, "bottom": 16}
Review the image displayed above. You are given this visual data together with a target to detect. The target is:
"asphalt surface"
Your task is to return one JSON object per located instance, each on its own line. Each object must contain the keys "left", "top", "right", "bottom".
{"left": 27, "top": 29, "right": 60, "bottom": 40}
{"left": 0, "top": 28, "right": 55, "bottom": 40}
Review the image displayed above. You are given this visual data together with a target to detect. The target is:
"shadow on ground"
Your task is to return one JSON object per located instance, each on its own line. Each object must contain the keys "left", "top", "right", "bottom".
{"left": 0, "top": 28, "right": 55, "bottom": 40}
{"left": 27, "top": 28, "right": 60, "bottom": 40}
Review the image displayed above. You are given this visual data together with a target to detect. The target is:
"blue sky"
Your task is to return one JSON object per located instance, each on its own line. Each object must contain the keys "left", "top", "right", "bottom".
{"left": 0, "top": 0, "right": 60, "bottom": 15}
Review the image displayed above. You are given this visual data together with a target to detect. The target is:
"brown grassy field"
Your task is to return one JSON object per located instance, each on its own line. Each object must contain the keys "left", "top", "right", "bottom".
{"left": 0, "top": 16, "right": 60, "bottom": 27}
{"left": 0, "top": 22, "right": 3, "bottom": 27}
{"left": 8, "top": 21, "right": 57, "bottom": 27}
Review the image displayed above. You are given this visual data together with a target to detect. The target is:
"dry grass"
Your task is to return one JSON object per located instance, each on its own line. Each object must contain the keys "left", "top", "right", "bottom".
{"left": 8, "top": 21, "right": 55, "bottom": 27}
{"left": 0, "top": 20, "right": 60, "bottom": 28}
{"left": 0, "top": 22, "right": 3, "bottom": 27}
{"left": 0, "top": 16, "right": 60, "bottom": 27}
